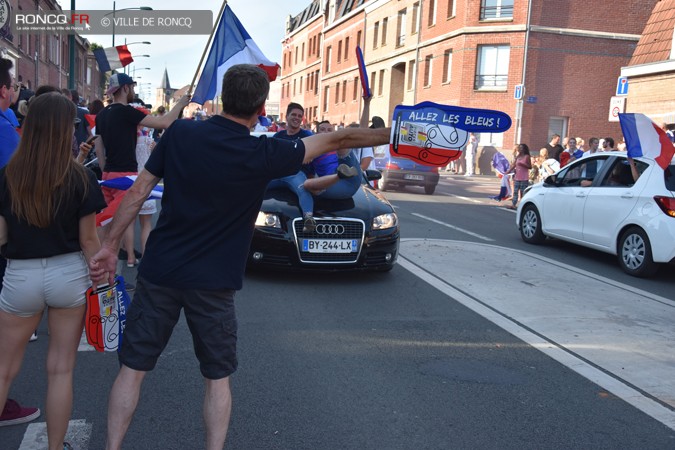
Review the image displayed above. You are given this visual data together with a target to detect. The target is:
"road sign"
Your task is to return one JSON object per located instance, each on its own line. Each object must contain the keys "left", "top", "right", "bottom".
{"left": 616, "top": 76, "right": 629, "bottom": 96}
{"left": 514, "top": 84, "right": 524, "bottom": 100}
{"left": 608, "top": 96, "right": 626, "bottom": 122}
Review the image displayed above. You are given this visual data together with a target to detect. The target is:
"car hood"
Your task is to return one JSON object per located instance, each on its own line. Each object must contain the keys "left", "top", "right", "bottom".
{"left": 261, "top": 183, "right": 396, "bottom": 221}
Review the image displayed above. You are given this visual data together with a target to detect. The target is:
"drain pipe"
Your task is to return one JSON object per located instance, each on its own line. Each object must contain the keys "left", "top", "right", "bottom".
{"left": 413, "top": 0, "right": 424, "bottom": 104}
{"left": 515, "top": 0, "right": 533, "bottom": 145}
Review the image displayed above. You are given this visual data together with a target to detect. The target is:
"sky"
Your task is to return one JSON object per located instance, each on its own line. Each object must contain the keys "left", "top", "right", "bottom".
{"left": 57, "top": 0, "right": 313, "bottom": 103}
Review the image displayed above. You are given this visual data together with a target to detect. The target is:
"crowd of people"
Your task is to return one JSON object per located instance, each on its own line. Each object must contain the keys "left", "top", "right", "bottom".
{"left": 0, "top": 60, "right": 390, "bottom": 450}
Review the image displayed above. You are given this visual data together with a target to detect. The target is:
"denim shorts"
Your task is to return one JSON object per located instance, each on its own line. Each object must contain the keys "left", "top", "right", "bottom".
{"left": 0, "top": 252, "right": 90, "bottom": 317}
{"left": 119, "top": 276, "right": 238, "bottom": 380}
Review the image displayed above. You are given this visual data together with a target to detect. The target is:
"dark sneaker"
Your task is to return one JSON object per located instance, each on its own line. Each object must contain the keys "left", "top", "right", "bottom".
{"left": 303, "top": 216, "right": 317, "bottom": 233}
{"left": 337, "top": 164, "right": 358, "bottom": 179}
{"left": 29, "top": 331, "right": 38, "bottom": 342}
{"left": 0, "top": 399, "right": 40, "bottom": 427}
{"left": 63, "top": 443, "right": 74, "bottom": 450}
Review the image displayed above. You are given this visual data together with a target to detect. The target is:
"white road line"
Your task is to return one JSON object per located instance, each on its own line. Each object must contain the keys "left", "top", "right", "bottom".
{"left": 398, "top": 252, "right": 675, "bottom": 432}
{"left": 411, "top": 213, "right": 495, "bottom": 241}
{"left": 20, "top": 419, "right": 92, "bottom": 450}
{"left": 440, "top": 192, "right": 483, "bottom": 204}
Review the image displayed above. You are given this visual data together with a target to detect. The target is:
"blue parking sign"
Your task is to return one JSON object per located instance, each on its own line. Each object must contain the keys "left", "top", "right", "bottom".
{"left": 514, "top": 84, "right": 524, "bottom": 100}
{"left": 616, "top": 77, "right": 628, "bottom": 96}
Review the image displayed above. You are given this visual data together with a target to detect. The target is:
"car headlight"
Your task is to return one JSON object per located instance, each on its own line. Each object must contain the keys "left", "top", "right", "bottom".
{"left": 255, "top": 212, "right": 281, "bottom": 228}
{"left": 372, "top": 213, "right": 398, "bottom": 230}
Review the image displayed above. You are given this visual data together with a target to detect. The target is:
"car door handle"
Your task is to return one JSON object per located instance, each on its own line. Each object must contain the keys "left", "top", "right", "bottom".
{"left": 621, "top": 192, "right": 634, "bottom": 199}
{"left": 576, "top": 192, "right": 587, "bottom": 198}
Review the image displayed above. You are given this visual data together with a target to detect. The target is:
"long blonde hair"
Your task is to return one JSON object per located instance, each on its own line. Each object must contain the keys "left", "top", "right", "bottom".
{"left": 5, "top": 93, "right": 89, "bottom": 228}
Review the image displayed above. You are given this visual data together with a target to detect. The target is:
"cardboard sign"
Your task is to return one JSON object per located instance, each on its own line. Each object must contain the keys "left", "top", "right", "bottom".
{"left": 390, "top": 102, "right": 512, "bottom": 166}
{"left": 85, "top": 276, "right": 131, "bottom": 352}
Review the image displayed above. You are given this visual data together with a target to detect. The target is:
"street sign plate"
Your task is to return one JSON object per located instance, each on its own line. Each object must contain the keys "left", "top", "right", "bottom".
{"left": 616, "top": 76, "right": 629, "bottom": 96}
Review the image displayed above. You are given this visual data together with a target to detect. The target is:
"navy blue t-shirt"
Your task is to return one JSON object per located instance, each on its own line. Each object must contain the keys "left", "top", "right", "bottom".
{"left": 274, "top": 129, "right": 313, "bottom": 176}
{"left": 139, "top": 116, "right": 305, "bottom": 290}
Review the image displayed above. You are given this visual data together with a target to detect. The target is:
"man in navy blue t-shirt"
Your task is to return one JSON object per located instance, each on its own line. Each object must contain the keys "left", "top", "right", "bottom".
{"left": 89, "top": 64, "right": 390, "bottom": 450}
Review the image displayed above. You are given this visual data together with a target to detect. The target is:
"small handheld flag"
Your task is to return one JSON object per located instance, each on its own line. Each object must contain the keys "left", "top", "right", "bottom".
{"left": 93, "top": 45, "right": 134, "bottom": 73}
{"left": 390, "top": 102, "right": 512, "bottom": 166}
{"left": 619, "top": 113, "right": 675, "bottom": 170}
{"left": 355, "top": 46, "right": 371, "bottom": 98}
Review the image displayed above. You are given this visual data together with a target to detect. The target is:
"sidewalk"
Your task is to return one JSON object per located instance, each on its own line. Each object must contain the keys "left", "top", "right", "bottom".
{"left": 398, "top": 238, "right": 675, "bottom": 430}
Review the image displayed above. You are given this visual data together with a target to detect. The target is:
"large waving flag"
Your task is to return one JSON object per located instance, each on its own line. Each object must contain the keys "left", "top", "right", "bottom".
{"left": 93, "top": 45, "right": 134, "bottom": 73}
{"left": 619, "top": 113, "right": 675, "bottom": 170}
{"left": 96, "top": 176, "right": 163, "bottom": 227}
{"left": 191, "top": 5, "right": 279, "bottom": 105}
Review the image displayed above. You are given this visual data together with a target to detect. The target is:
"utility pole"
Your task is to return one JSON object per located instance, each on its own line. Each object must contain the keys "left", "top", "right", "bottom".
{"left": 68, "top": 0, "right": 75, "bottom": 89}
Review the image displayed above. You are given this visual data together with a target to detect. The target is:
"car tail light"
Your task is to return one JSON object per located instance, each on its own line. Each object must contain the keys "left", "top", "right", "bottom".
{"left": 654, "top": 196, "right": 675, "bottom": 217}
{"left": 430, "top": 166, "right": 439, "bottom": 173}
{"left": 386, "top": 162, "right": 401, "bottom": 170}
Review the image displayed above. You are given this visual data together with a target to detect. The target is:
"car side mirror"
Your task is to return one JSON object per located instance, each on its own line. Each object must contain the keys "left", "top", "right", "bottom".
{"left": 365, "top": 169, "right": 382, "bottom": 181}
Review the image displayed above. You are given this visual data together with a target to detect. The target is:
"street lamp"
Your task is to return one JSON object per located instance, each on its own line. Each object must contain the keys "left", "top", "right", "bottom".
{"left": 108, "top": 2, "right": 153, "bottom": 46}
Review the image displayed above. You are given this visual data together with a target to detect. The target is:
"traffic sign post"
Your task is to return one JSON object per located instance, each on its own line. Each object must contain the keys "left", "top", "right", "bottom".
{"left": 514, "top": 84, "right": 524, "bottom": 100}
{"left": 616, "top": 76, "right": 629, "bottom": 96}
{"left": 608, "top": 96, "right": 626, "bottom": 122}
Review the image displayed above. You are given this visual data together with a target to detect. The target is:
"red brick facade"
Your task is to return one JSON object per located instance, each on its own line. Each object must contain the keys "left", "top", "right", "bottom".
{"left": 281, "top": 0, "right": 656, "bottom": 164}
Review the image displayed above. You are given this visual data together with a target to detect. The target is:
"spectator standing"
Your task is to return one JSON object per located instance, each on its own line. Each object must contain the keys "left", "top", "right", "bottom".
{"left": 603, "top": 137, "right": 616, "bottom": 151}
{"left": 95, "top": 73, "right": 188, "bottom": 267}
{"left": 538, "top": 148, "right": 560, "bottom": 181}
{"left": 507, "top": 143, "right": 532, "bottom": 209}
{"left": 0, "top": 93, "right": 106, "bottom": 449}
{"left": 545, "top": 134, "right": 564, "bottom": 162}
{"left": 88, "top": 64, "right": 390, "bottom": 450}
{"left": 464, "top": 132, "right": 478, "bottom": 177}
{"left": 0, "top": 57, "right": 41, "bottom": 429}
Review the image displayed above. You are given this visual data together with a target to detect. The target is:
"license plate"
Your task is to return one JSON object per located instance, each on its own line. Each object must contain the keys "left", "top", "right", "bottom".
{"left": 302, "top": 239, "right": 358, "bottom": 253}
{"left": 404, "top": 174, "right": 424, "bottom": 181}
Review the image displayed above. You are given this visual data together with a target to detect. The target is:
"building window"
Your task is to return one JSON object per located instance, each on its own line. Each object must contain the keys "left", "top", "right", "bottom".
{"left": 373, "top": 21, "right": 380, "bottom": 49}
{"left": 428, "top": 0, "right": 436, "bottom": 26}
{"left": 342, "top": 80, "right": 347, "bottom": 103}
{"left": 295, "top": 47, "right": 298, "bottom": 65}
{"left": 337, "top": 40, "right": 342, "bottom": 63}
{"left": 447, "top": 0, "right": 456, "bottom": 18}
{"left": 315, "top": 70, "right": 320, "bottom": 95}
{"left": 480, "top": 0, "right": 514, "bottom": 20}
{"left": 299, "top": 76, "right": 303, "bottom": 93}
{"left": 396, "top": 9, "right": 407, "bottom": 47}
{"left": 407, "top": 59, "right": 415, "bottom": 90}
{"left": 301, "top": 42, "right": 305, "bottom": 61}
{"left": 326, "top": 46, "right": 332, "bottom": 72}
{"left": 381, "top": 18, "right": 388, "bottom": 46}
{"left": 371, "top": 71, "right": 376, "bottom": 94}
{"left": 411, "top": 3, "right": 419, "bottom": 35}
{"left": 335, "top": 82, "right": 340, "bottom": 105}
{"left": 324, "top": 86, "right": 329, "bottom": 112}
{"left": 293, "top": 79, "right": 297, "bottom": 96}
{"left": 378, "top": 69, "right": 385, "bottom": 96}
{"left": 475, "top": 45, "right": 510, "bottom": 90}
{"left": 443, "top": 50, "right": 452, "bottom": 83}
{"left": 345, "top": 37, "right": 350, "bottom": 60}
{"left": 424, "top": 55, "right": 432, "bottom": 87}
{"left": 353, "top": 76, "right": 359, "bottom": 100}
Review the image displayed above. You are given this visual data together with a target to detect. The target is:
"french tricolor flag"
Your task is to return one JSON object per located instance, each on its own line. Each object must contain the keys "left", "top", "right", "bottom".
{"left": 619, "top": 113, "right": 675, "bottom": 169}
{"left": 96, "top": 176, "right": 163, "bottom": 227}
{"left": 93, "top": 45, "right": 134, "bottom": 73}
{"left": 191, "top": 5, "right": 279, "bottom": 105}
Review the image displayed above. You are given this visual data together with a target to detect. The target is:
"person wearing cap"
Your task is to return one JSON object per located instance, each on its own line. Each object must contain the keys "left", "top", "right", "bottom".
{"left": 94, "top": 73, "right": 189, "bottom": 267}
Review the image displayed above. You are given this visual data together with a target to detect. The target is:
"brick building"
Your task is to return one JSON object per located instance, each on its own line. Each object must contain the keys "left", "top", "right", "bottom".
{"left": 1, "top": 0, "right": 104, "bottom": 104}
{"left": 621, "top": 0, "right": 675, "bottom": 126}
{"left": 281, "top": 0, "right": 656, "bottom": 169}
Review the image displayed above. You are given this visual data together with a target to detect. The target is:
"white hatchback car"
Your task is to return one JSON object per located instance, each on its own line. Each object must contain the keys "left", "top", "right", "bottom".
{"left": 516, "top": 151, "right": 675, "bottom": 277}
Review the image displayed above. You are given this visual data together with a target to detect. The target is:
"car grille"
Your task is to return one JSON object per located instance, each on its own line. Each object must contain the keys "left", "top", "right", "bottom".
{"left": 293, "top": 217, "right": 365, "bottom": 263}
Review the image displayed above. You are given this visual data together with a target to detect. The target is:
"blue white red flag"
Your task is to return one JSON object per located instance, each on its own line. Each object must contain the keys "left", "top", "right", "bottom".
{"left": 93, "top": 45, "right": 134, "bottom": 73}
{"left": 96, "top": 176, "right": 163, "bottom": 227}
{"left": 192, "top": 5, "right": 279, "bottom": 105}
{"left": 355, "top": 46, "right": 371, "bottom": 98}
{"left": 619, "top": 113, "right": 675, "bottom": 170}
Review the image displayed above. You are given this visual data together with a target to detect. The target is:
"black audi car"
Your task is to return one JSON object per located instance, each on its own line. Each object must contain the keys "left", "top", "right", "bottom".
{"left": 247, "top": 171, "right": 400, "bottom": 272}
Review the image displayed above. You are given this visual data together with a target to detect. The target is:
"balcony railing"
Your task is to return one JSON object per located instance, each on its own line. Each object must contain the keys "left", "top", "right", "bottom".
{"left": 480, "top": 4, "right": 514, "bottom": 20}
{"left": 474, "top": 74, "right": 508, "bottom": 90}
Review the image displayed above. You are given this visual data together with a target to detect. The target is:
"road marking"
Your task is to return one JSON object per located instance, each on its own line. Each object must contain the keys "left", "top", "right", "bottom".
{"left": 440, "top": 192, "right": 483, "bottom": 204}
{"left": 411, "top": 213, "right": 494, "bottom": 241}
{"left": 20, "top": 419, "right": 92, "bottom": 450}
{"left": 398, "top": 240, "right": 675, "bottom": 431}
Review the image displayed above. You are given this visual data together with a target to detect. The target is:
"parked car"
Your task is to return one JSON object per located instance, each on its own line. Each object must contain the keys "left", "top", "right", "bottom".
{"left": 516, "top": 152, "right": 675, "bottom": 277}
{"left": 373, "top": 145, "right": 440, "bottom": 194}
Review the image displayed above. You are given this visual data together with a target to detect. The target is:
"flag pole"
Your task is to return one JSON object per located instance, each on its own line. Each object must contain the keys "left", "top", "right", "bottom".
{"left": 189, "top": 0, "right": 228, "bottom": 95}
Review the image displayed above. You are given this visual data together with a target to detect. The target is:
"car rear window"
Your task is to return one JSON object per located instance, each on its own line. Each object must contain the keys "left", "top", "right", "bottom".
{"left": 665, "top": 165, "right": 675, "bottom": 192}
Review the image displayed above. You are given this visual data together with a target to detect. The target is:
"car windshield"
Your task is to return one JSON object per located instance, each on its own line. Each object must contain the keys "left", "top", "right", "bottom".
{"left": 665, "top": 164, "right": 675, "bottom": 192}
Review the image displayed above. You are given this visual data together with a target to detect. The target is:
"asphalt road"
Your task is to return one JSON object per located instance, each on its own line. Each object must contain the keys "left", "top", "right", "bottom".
{"left": 4, "top": 173, "right": 674, "bottom": 450}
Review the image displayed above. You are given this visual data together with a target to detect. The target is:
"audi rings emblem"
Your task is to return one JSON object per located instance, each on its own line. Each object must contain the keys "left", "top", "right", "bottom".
{"left": 315, "top": 224, "right": 345, "bottom": 235}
